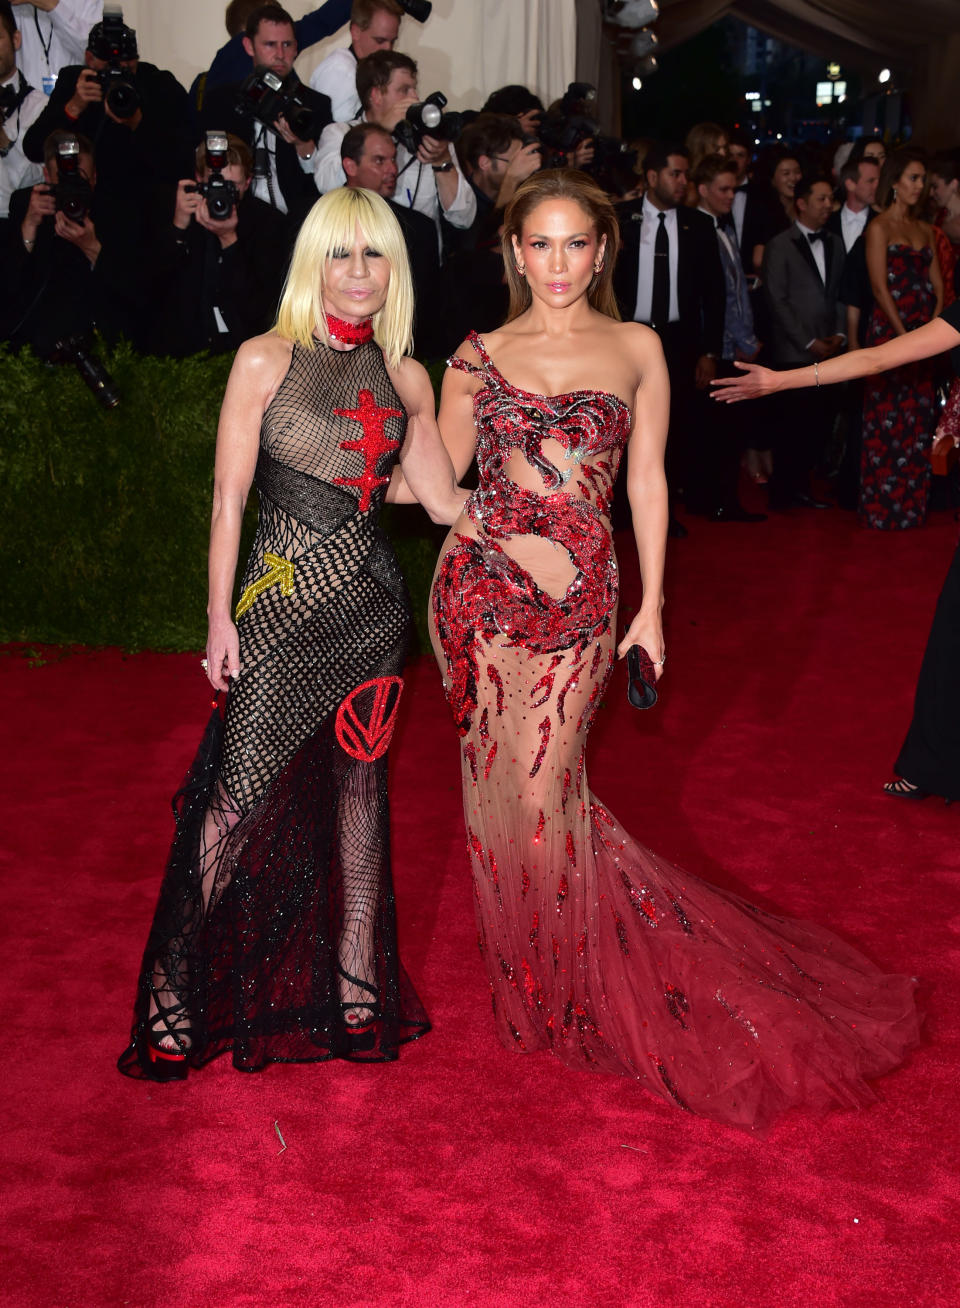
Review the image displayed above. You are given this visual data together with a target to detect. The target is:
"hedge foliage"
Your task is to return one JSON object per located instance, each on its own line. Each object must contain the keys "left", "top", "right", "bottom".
{"left": 0, "top": 343, "right": 443, "bottom": 653}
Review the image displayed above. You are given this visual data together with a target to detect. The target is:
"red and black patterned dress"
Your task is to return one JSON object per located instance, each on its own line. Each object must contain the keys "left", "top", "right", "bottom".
{"left": 119, "top": 340, "right": 429, "bottom": 1078}
{"left": 859, "top": 244, "right": 939, "bottom": 530}
{"left": 431, "top": 330, "right": 918, "bottom": 1131}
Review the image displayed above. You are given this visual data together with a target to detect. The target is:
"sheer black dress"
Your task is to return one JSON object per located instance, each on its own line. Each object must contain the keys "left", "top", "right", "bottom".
{"left": 118, "top": 339, "right": 429, "bottom": 1078}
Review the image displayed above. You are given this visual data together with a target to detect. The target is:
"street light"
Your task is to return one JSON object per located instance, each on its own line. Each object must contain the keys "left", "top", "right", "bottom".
{"left": 878, "top": 68, "right": 891, "bottom": 84}
{"left": 632, "top": 76, "right": 642, "bottom": 91}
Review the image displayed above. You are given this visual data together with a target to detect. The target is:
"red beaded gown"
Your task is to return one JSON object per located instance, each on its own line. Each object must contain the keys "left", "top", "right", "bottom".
{"left": 430, "top": 331, "right": 919, "bottom": 1131}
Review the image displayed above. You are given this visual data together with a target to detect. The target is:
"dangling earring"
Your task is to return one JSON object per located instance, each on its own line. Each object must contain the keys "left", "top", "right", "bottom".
{"left": 515, "top": 263, "right": 526, "bottom": 277}
{"left": 893, "top": 186, "right": 898, "bottom": 201}
{"left": 594, "top": 260, "right": 604, "bottom": 275}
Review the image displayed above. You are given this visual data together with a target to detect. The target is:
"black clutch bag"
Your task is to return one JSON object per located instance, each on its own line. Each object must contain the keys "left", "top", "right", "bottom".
{"left": 626, "top": 644, "right": 658, "bottom": 710}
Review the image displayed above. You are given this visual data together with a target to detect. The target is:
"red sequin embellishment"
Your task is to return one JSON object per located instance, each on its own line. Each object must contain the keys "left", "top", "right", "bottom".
{"left": 325, "top": 312, "right": 374, "bottom": 344}
{"left": 557, "top": 874, "right": 568, "bottom": 913}
{"left": 484, "top": 741, "right": 498, "bottom": 778}
{"left": 333, "top": 389, "right": 403, "bottom": 511}
{"left": 334, "top": 676, "right": 403, "bottom": 762}
{"left": 530, "top": 716, "right": 551, "bottom": 777}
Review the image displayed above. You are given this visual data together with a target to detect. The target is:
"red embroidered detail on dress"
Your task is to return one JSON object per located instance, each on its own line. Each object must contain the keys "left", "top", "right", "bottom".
{"left": 576, "top": 931, "right": 586, "bottom": 958}
{"left": 534, "top": 810, "right": 545, "bottom": 844}
{"left": 335, "top": 676, "right": 403, "bottom": 762}
{"left": 613, "top": 909, "right": 629, "bottom": 956}
{"left": 561, "top": 767, "right": 572, "bottom": 813}
{"left": 557, "top": 874, "right": 568, "bottom": 913}
{"left": 620, "top": 868, "right": 658, "bottom": 925}
{"left": 556, "top": 663, "right": 583, "bottom": 726}
{"left": 576, "top": 683, "right": 600, "bottom": 733}
{"left": 521, "top": 864, "right": 531, "bottom": 898}
{"left": 566, "top": 830, "right": 576, "bottom": 868}
{"left": 468, "top": 828, "right": 485, "bottom": 872}
{"left": 486, "top": 664, "right": 505, "bottom": 715}
{"left": 463, "top": 742, "right": 478, "bottom": 782}
{"left": 552, "top": 935, "right": 560, "bottom": 971}
{"left": 478, "top": 707, "right": 489, "bottom": 745}
{"left": 590, "top": 643, "right": 604, "bottom": 677}
{"left": 484, "top": 742, "right": 498, "bottom": 778}
{"left": 665, "top": 983, "right": 690, "bottom": 1028}
{"left": 333, "top": 389, "right": 403, "bottom": 511}
{"left": 529, "top": 911, "right": 539, "bottom": 951}
{"left": 530, "top": 716, "right": 551, "bottom": 777}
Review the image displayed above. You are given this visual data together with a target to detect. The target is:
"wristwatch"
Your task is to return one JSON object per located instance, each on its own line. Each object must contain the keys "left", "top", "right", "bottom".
{"left": 432, "top": 161, "right": 454, "bottom": 173}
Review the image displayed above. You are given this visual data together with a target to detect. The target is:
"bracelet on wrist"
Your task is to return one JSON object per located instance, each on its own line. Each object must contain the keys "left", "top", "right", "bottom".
{"left": 432, "top": 161, "right": 454, "bottom": 173}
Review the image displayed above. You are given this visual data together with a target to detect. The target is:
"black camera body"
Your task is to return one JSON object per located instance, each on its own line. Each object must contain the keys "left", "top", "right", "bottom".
{"left": 97, "top": 63, "right": 140, "bottom": 119}
{"left": 393, "top": 92, "right": 463, "bottom": 155}
{"left": 397, "top": 0, "right": 432, "bottom": 19}
{"left": 187, "top": 131, "right": 240, "bottom": 221}
{"left": 88, "top": 7, "right": 140, "bottom": 119}
{"left": 236, "top": 66, "right": 315, "bottom": 141}
{"left": 53, "top": 135, "right": 94, "bottom": 224}
{"left": 49, "top": 334, "right": 120, "bottom": 409}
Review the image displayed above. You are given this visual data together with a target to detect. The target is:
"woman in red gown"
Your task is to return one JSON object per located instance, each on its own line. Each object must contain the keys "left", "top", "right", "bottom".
{"left": 429, "top": 171, "right": 918, "bottom": 1131}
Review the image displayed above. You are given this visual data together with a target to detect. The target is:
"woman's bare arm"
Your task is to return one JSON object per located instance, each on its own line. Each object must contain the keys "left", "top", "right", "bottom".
{"left": 206, "top": 334, "right": 290, "bottom": 690}
{"left": 618, "top": 325, "right": 669, "bottom": 672}
{"left": 385, "top": 357, "right": 468, "bottom": 523}
{"left": 712, "top": 314, "right": 960, "bottom": 401}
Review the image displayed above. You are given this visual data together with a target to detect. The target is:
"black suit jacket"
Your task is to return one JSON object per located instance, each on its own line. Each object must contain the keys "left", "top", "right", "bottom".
{"left": 23, "top": 62, "right": 195, "bottom": 189}
{"left": 386, "top": 198, "right": 444, "bottom": 357}
{"left": 4, "top": 183, "right": 147, "bottom": 353}
{"left": 146, "top": 190, "right": 292, "bottom": 357}
{"left": 762, "top": 224, "right": 847, "bottom": 364}
{"left": 614, "top": 204, "right": 724, "bottom": 359}
{"left": 201, "top": 81, "right": 331, "bottom": 219}
{"left": 825, "top": 205, "right": 875, "bottom": 246}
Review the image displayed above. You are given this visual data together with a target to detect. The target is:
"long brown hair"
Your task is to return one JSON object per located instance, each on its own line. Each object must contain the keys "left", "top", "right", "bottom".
{"left": 878, "top": 147, "right": 928, "bottom": 215}
{"left": 501, "top": 170, "right": 621, "bottom": 323}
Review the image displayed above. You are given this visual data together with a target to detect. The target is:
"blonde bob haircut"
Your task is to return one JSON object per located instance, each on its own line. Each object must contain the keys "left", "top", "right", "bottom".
{"left": 274, "top": 187, "right": 414, "bottom": 368}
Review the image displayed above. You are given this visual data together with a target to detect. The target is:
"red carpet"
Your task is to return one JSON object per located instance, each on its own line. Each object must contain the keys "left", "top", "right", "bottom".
{"left": 3, "top": 506, "right": 959, "bottom": 1307}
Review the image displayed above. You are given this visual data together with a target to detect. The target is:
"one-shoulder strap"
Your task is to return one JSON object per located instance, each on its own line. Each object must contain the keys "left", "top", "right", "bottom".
{"left": 446, "top": 329, "right": 498, "bottom": 381}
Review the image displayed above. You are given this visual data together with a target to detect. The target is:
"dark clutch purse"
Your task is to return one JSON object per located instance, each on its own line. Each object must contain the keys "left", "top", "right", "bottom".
{"left": 626, "top": 644, "right": 658, "bottom": 710}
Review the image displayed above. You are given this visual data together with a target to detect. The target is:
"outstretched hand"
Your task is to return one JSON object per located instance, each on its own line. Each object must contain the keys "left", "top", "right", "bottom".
{"left": 711, "top": 361, "right": 779, "bottom": 403}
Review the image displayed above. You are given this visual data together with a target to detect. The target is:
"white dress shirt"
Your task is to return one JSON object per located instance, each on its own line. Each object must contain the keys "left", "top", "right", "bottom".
{"left": 0, "top": 72, "right": 47, "bottom": 218}
{"left": 313, "top": 116, "right": 476, "bottom": 240}
{"left": 839, "top": 203, "right": 869, "bottom": 253}
{"left": 309, "top": 47, "right": 360, "bottom": 124}
{"left": 14, "top": 0, "right": 102, "bottom": 95}
{"left": 795, "top": 220, "right": 826, "bottom": 283}
{"left": 633, "top": 193, "right": 679, "bottom": 324}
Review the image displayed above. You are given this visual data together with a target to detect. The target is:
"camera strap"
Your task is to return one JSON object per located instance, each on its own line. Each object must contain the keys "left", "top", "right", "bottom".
{"left": 33, "top": 9, "right": 55, "bottom": 71}
{"left": 0, "top": 73, "right": 31, "bottom": 153}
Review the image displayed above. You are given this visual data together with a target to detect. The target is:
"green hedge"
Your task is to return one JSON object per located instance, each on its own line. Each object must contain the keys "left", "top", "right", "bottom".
{"left": 0, "top": 343, "right": 443, "bottom": 653}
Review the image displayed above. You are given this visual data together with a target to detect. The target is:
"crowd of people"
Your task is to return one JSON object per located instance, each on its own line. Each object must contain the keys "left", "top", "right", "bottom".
{"left": 2, "top": 0, "right": 958, "bottom": 530}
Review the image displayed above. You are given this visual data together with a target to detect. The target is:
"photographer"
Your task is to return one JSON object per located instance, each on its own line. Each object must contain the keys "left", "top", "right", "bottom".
{"left": 5, "top": 128, "right": 143, "bottom": 352}
{"left": 22, "top": 9, "right": 194, "bottom": 196}
{"left": 480, "top": 84, "right": 543, "bottom": 139}
{"left": 13, "top": 0, "right": 100, "bottom": 95}
{"left": 201, "top": 3, "right": 331, "bottom": 223}
{"left": 203, "top": 0, "right": 350, "bottom": 100}
{"left": 312, "top": 49, "right": 475, "bottom": 238}
{"left": 1, "top": 0, "right": 47, "bottom": 225}
{"left": 309, "top": 0, "right": 402, "bottom": 123}
{"left": 454, "top": 112, "right": 540, "bottom": 249}
{"left": 148, "top": 131, "right": 290, "bottom": 357}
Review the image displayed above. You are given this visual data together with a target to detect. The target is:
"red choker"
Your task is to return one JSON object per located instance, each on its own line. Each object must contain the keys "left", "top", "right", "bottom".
{"left": 325, "top": 313, "right": 374, "bottom": 345}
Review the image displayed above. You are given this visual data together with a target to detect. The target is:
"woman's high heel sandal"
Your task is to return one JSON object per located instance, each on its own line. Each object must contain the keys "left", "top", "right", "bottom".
{"left": 337, "top": 966, "right": 379, "bottom": 1051}
{"left": 883, "top": 778, "right": 930, "bottom": 802}
{"left": 137, "top": 994, "right": 193, "bottom": 1081}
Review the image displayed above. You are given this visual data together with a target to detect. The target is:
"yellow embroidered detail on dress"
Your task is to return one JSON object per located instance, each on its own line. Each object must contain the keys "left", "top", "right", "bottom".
{"left": 235, "top": 552, "right": 295, "bottom": 619}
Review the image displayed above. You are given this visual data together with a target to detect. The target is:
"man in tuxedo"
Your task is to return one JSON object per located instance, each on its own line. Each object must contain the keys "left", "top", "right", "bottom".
{"left": 614, "top": 142, "right": 724, "bottom": 534}
{"left": 341, "top": 121, "right": 444, "bottom": 355}
{"left": 691, "top": 152, "right": 766, "bottom": 522}
{"left": 826, "top": 156, "right": 878, "bottom": 252}
{"left": 762, "top": 174, "right": 846, "bottom": 509}
{"left": 726, "top": 128, "right": 766, "bottom": 277}
{"left": 200, "top": 3, "right": 332, "bottom": 227}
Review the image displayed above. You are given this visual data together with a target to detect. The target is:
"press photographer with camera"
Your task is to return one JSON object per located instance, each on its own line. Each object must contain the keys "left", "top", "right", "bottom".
{"left": 309, "top": 0, "right": 403, "bottom": 124}
{"left": 201, "top": 3, "right": 331, "bottom": 223}
{"left": 22, "top": 6, "right": 194, "bottom": 195}
{"left": 12, "top": 0, "right": 100, "bottom": 95}
{"left": 456, "top": 112, "right": 541, "bottom": 246}
{"left": 147, "top": 130, "right": 290, "bottom": 358}
{"left": 312, "top": 49, "right": 475, "bottom": 238}
{"left": 1, "top": 0, "right": 47, "bottom": 225}
{"left": 5, "top": 127, "right": 143, "bottom": 361}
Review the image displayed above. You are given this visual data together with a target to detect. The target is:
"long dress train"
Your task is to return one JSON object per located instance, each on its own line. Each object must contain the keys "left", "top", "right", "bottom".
{"left": 430, "top": 331, "right": 919, "bottom": 1131}
{"left": 118, "top": 341, "right": 429, "bottom": 1076}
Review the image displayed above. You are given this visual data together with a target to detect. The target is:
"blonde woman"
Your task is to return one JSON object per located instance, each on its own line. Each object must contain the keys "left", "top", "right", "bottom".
{"left": 683, "top": 120, "right": 729, "bottom": 204}
{"left": 119, "top": 188, "right": 465, "bottom": 1080}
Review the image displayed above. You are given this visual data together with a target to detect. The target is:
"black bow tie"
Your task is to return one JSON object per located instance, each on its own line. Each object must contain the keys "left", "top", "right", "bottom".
{"left": 808, "top": 230, "right": 826, "bottom": 244}
{"left": 716, "top": 213, "right": 735, "bottom": 233}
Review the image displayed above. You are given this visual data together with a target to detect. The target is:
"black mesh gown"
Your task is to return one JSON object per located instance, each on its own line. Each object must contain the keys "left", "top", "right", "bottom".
{"left": 118, "top": 340, "right": 429, "bottom": 1077}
